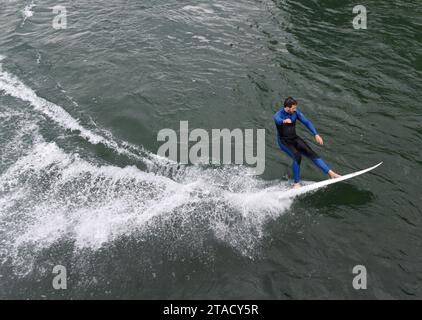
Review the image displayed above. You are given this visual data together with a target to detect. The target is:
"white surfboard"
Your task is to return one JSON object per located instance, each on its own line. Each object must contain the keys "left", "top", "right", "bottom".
{"left": 278, "top": 162, "right": 383, "bottom": 200}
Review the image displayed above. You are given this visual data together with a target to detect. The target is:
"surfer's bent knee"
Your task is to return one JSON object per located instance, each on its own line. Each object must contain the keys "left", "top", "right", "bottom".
{"left": 293, "top": 152, "right": 302, "bottom": 165}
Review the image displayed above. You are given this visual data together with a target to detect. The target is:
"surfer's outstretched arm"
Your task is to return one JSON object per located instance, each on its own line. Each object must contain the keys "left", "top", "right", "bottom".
{"left": 296, "top": 110, "right": 317, "bottom": 135}
{"left": 296, "top": 110, "right": 324, "bottom": 145}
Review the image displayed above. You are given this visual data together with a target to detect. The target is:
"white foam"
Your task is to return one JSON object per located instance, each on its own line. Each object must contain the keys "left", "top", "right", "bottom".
{"left": 0, "top": 115, "right": 41, "bottom": 166}
{"left": 23, "top": 3, "right": 35, "bottom": 18}
{"left": 0, "top": 140, "right": 298, "bottom": 274}
{"left": 21, "top": 1, "right": 36, "bottom": 25}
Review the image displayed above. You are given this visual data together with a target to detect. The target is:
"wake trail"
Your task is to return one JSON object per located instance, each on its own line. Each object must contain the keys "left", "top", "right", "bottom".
{"left": 0, "top": 56, "right": 307, "bottom": 275}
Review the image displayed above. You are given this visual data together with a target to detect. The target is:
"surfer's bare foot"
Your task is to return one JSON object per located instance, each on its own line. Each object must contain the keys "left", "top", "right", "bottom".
{"left": 293, "top": 183, "right": 301, "bottom": 189}
{"left": 328, "top": 170, "right": 341, "bottom": 179}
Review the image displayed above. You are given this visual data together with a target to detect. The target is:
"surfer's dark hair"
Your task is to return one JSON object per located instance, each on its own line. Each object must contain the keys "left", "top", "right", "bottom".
{"left": 284, "top": 97, "right": 297, "bottom": 108}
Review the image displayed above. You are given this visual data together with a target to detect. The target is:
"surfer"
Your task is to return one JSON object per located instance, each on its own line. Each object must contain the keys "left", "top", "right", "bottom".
{"left": 274, "top": 97, "right": 341, "bottom": 188}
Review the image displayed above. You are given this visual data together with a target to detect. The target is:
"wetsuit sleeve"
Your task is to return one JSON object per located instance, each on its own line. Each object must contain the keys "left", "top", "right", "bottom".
{"left": 273, "top": 110, "right": 284, "bottom": 125}
{"left": 296, "top": 110, "right": 318, "bottom": 136}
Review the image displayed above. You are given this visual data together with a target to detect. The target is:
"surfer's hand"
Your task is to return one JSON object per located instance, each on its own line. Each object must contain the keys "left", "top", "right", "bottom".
{"left": 315, "top": 134, "right": 324, "bottom": 145}
{"left": 283, "top": 119, "right": 292, "bottom": 124}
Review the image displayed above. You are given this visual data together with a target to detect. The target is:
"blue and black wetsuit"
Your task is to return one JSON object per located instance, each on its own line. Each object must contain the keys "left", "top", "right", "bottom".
{"left": 273, "top": 108, "right": 330, "bottom": 183}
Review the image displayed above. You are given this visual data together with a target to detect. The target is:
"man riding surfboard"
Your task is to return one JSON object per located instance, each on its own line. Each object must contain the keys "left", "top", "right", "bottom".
{"left": 274, "top": 97, "right": 341, "bottom": 188}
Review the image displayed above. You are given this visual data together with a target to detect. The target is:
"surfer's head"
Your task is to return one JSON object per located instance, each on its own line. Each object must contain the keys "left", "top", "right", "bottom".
{"left": 284, "top": 97, "right": 297, "bottom": 114}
